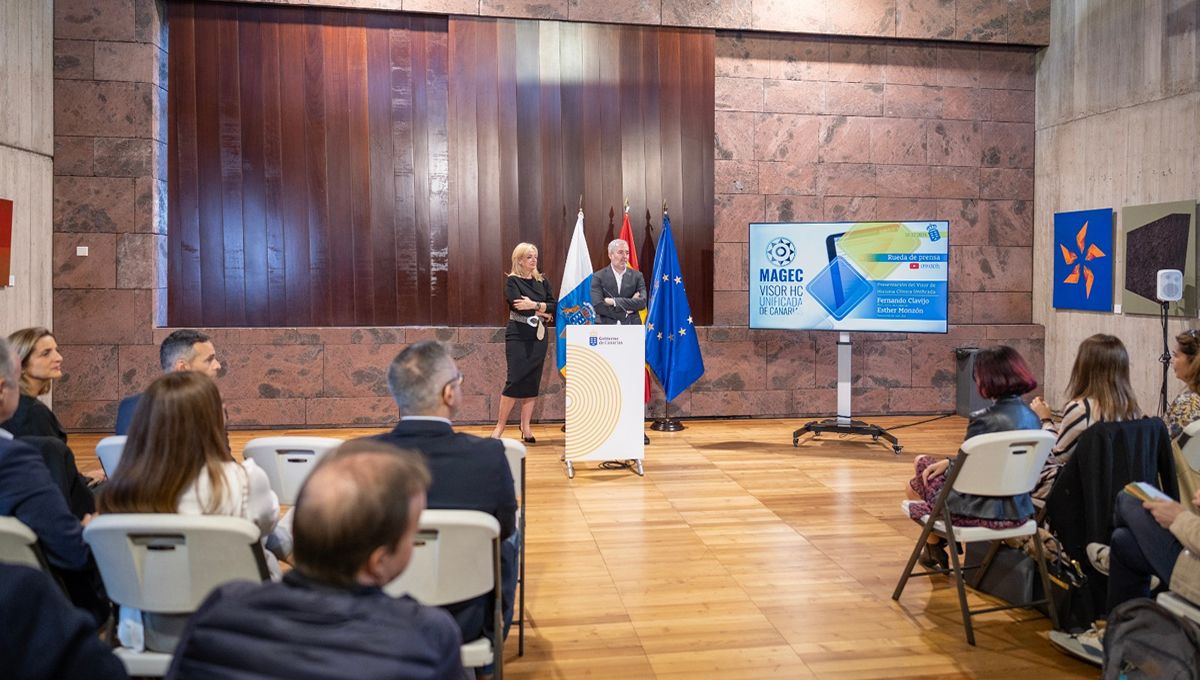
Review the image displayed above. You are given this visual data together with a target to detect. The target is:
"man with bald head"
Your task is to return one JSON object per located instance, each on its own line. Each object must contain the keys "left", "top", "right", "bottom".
{"left": 166, "top": 440, "right": 465, "bottom": 679}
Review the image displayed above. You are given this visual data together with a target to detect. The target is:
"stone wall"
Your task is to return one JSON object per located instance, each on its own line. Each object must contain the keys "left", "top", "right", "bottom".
{"left": 50, "top": 0, "right": 1044, "bottom": 430}
{"left": 223, "top": 0, "right": 1051, "bottom": 46}
{"left": 1034, "top": 0, "right": 1200, "bottom": 403}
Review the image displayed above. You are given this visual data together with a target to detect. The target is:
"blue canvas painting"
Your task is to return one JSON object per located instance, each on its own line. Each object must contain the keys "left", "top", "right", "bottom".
{"left": 1053, "top": 208, "right": 1114, "bottom": 312}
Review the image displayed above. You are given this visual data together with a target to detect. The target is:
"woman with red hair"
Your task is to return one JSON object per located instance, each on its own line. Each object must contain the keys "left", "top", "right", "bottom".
{"left": 905, "top": 345, "right": 1042, "bottom": 567}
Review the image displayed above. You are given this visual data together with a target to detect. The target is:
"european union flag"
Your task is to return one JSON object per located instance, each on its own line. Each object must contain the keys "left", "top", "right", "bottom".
{"left": 645, "top": 213, "right": 704, "bottom": 402}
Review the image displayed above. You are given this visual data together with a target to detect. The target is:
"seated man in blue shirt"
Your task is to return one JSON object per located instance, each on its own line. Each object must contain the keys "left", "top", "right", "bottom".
{"left": 166, "top": 440, "right": 464, "bottom": 680}
{"left": 376, "top": 341, "right": 518, "bottom": 680}
{"left": 115, "top": 330, "right": 221, "bottom": 435}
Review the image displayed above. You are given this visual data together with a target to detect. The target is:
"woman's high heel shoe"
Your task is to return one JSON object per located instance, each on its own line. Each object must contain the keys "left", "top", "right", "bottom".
{"left": 521, "top": 433, "right": 536, "bottom": 444}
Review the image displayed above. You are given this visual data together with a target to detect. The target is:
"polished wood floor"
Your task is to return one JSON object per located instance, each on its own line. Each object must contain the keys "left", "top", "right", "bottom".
{"left": 72, "top": 417, "right": 1094, "bottom": 679}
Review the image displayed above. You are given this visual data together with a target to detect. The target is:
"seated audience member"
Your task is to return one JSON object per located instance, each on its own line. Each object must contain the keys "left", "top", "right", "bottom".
{"left": 1165, "top": 329, "right": 1200, "bottom": 439}
{"left": 377, "top": 341, "right": 517, "bottom": 678}
{"left": 1031, "top": 334, "right": 1141, "bottom": 498}
{"left": 0, "top": 338, "right": 109, "bottom": 625}
{"left": 2, "top": 327, "right": 68, "bottom": 441}
{"left": 166, "top": 441, "right": 465, "bottom": 680}
{"left": 906, "top": 345, "right": 1041, "bottom": 567}
{"left": 1165, "top": 329, "right": 1200, "bottom": 515}
{"left": 116, "top": 329, "right": 222, "bottom": 435}
{"left": 0, "top": 564, "right": 127, "bottom": 680}
{"left": 1, "top": 328, "right": 99, "bottom": 517}
{"left": 98, "top": 371, "right": 287, "bottom": 652}
{"left": 1051, "top": 488, "right": 1200, "bottom": 664}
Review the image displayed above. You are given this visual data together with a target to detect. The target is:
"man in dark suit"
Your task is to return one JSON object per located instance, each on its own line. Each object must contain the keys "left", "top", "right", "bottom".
{"left": 591, "top": 239, "right": 648, "bottom": 324}
{"left": 0, "top": 564, "right": 126, "bottom": 680}
{"left": 376, "top": 341, "right": 517, "bottom": 680}
{"left": 0, "top": 338, "right": 108, "bottom": 625}
{"left": 115, "top": 329, "right": 222, "bottom": 434}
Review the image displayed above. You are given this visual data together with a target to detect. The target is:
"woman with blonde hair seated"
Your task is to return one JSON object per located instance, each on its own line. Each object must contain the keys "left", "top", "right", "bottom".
{"left": 1, "top": 327, "right": 68, "bottom": 441}
{"left": 1, "top": 327, "right": 101, "bottom": 517}
{"left": 98, "top": 371, "right": 288, "bottom": 652}
{"left": 1031, "top": 333, "right": 1142, "bottom": 498}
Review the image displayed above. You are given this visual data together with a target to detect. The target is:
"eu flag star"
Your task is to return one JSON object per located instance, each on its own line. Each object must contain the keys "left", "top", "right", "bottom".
{"left": 687, "top": 315, "right": 692, "bottom": 324}
{"left": 647, "top": 322, "right": 655, "bottom": 331}
{"left": 674, "top": 275, "right": 682, "bottom": 284}
{"left": 678, "top": 327, "right": 686, "bottom": 336}
{"left": 662, "top": 274, "right": 669, "bottom": 281}
{"left": 657, "top": 332, "right": 663, "bottom": 340}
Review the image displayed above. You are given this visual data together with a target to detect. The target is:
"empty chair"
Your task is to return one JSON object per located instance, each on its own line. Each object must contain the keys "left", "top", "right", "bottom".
{"left": 96, "top": 435, "right": 127, "bottom": 477}
{"left": 242, "top": 436, "right": 342, "bottom": 505}
{"left": 0, "top": 516, "right": 44, "bottom": 570}
{"left": 84, "top": 514, "right": 270, "bottom": 677}
{"left": 500, "top": 437, "right": 527, "bottom": 655}
{"left": 385, "top": 509, "right": 503, "bottom": 678}
{"left": 893, "top": 429, "right": 1058, "bottom": 645}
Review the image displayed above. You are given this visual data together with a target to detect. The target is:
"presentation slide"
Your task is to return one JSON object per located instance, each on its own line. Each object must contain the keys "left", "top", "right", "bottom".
{"left": 749, "top": 220, "right": 949, "bottom": 333}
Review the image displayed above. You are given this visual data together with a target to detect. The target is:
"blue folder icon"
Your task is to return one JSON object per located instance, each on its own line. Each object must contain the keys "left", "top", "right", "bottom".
{"left": 808, "top": 256, "right": 872, "bottom": 320}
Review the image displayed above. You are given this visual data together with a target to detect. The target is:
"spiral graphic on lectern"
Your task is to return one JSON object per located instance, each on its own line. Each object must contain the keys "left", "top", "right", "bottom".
{"left": 564, "top": 345, "right": 621, "bottom": 459}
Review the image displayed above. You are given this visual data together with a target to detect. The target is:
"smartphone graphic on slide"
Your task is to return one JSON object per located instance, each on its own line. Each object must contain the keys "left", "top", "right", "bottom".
{"left": 806, "top": 232, "right": 873, "bottom": 321}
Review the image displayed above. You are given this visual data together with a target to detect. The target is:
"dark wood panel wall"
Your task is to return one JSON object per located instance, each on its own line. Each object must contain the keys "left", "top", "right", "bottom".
{"left": 168, "top": 2, "right": 714, "bottom": 326}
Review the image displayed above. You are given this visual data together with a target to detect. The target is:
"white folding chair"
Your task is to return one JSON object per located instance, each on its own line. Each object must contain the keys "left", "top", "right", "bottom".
{"left": 500, "top": 437, "right": 527, "bottom": 656}
{"left": 892, "top": 429, "right": 1058, "bottom": 645}
{"left": 1158, "top": 591, "right": 1200, "bottom": 624}
{"left": 242, "top": 436, "right": 343, "bottom": 505}
{"left": 84, "top": 514, "right": 270, "bottom": 677}
{"left": 384, "top": 510, "right": 503, "bottom": 678}
{"left": 0, "top": 516, "right": 45, "bottom": 570}
{"left": 96, "top": 436, "right": 127, "bottom": 477}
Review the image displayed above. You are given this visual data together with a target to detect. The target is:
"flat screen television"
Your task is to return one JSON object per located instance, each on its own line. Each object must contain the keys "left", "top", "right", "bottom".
{"left": 749, "top": 220, "right": 949, "bottom": 333}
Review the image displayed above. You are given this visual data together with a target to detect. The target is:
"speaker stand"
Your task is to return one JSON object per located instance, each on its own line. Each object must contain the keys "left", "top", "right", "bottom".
{"left": 793, "top": 332, "right": 902, "bottom": 454}
{"left": 1159, "top": 301, "right": 1171, "bottom": 417}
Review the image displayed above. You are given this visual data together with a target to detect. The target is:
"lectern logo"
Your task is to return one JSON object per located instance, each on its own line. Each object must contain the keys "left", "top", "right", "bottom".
{"left": 766, "top": 237, "right": 796, "bottom": 267}
{"left": 588, "top": 336, "right": 598, "bottom": 346}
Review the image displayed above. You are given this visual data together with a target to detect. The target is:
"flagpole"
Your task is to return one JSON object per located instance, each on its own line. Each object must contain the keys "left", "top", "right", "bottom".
{"left": 650, "top": 201, "right": 686, "bottom": 432}
{"left": 651, "top": 398, "right": 685, "bottom": 431}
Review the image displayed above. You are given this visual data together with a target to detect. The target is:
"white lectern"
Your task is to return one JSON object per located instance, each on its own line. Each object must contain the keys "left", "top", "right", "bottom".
{"left": 563, "top": 325, "right": 645, "bottom": 478}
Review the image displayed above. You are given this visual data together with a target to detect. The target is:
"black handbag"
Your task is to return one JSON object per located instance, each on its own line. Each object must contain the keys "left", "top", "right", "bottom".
{"left": 964, "top": 542, "right": 1096, "bottom": 633}
{"left": 1039, "top": 551, "right": 1096, "bottom": 633}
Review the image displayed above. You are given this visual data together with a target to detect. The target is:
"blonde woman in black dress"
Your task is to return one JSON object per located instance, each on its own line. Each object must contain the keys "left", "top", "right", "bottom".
{"left": 491, "top": 243, "right": 555, "bottom": 442}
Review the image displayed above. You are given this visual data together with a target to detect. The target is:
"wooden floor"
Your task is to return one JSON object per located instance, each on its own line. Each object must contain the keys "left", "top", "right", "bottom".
{"left": 72, "top": 417, "right": 1095, "bottom": 679}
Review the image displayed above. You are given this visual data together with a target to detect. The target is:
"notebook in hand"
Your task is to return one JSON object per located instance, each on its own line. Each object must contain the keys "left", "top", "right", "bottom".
{"left": 1123, "top": 481, "right": 1173, "bottom": 503}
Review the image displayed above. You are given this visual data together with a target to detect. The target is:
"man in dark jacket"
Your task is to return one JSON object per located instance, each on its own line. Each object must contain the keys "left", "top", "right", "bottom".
{"left": 166, "top": 441, "right": 465, "bottom": 680}
{"left": 115, "top": 329, "right": 222, "bottom": 435}
{"left": 376, "top": 341, "right": 518, "bottom": 674}
{"left": 0, "top": 564, "right": 127, "bottom": 680}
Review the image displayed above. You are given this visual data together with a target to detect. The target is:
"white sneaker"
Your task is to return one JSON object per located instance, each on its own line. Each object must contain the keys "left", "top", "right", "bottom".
{"left": 1086, "top": 542, "right": 1110, "bottom": 575}
{"left": 1048, "top": 627, "right": 1103, "bottom": 666}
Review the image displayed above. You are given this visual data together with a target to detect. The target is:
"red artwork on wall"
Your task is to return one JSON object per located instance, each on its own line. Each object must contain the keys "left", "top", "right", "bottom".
{"left": 0, "top": 199, "right": 12, "bottom": 287}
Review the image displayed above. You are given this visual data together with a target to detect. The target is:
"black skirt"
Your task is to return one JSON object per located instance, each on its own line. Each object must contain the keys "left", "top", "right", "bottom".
{"left": 503, "top": 320, "right": 548, "bottom": 398}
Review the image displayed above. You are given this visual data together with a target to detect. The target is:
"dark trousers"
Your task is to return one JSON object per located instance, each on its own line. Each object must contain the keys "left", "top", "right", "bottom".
{"left": 1108, "top": 492, "right": 1183, "bottom": 608}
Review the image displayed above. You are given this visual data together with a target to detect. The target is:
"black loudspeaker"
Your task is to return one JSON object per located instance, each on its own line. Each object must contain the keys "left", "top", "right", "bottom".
{"left": 955, "top": 347, "right": 990, "bottom": 417}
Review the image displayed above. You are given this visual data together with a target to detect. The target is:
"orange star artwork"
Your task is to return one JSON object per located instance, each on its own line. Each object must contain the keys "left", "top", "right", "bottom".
{"left": 1059, "top": 221, "right": 1107, "bottom": 298}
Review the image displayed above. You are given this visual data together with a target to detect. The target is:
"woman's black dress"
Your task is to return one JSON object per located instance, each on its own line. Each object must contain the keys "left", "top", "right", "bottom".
{"left": 503, "top": 276, "right": 556, "bottom": 398}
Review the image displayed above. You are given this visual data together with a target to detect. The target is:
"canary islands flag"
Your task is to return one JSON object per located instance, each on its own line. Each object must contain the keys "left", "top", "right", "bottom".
{"left": 556, "top": 210, "right": 595, "bottom": 374}
{"left": 645, "top": 212, "right": 704, "bottom": 402}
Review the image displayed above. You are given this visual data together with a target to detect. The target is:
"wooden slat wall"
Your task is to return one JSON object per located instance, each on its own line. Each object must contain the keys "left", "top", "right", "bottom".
{"left": 169, "top": 2, "right": 449, "bottom": 327}
{"left": 168, "top": 3, "right": 713, "bottom": 326}
{"left": 446, "top": 18, "right": 714, "bottom": 325}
